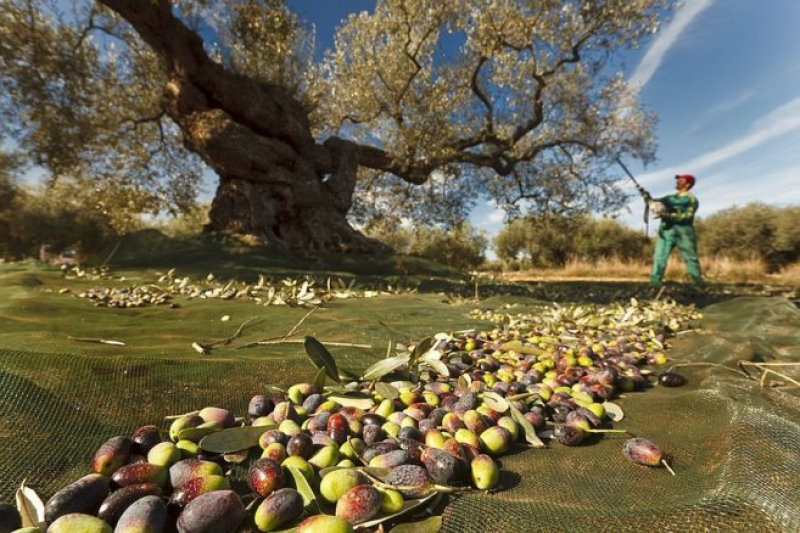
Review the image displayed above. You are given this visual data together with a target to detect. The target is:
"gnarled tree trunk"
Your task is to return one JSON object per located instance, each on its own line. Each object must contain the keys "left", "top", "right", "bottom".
{"left": 100, "top": 0, "right": 387, "bottom": 252}
{"left": 205, "top": 138, "right": 379, "bottom": 251}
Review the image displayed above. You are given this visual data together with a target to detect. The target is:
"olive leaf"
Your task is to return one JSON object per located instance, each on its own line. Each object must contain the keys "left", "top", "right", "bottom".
{"left": 408, "top": 336, "right": 434, "bottom": 369}
{"left": 361, "top": 355, "right": 410, "bottom": 381}
{"left": 385, "top": 339, "right": 393, "bottom": 358}
{"left": 303, "top": 336, "right": 341, "bottom": 382}
{"left": 388, "top": 515, "right": 443, "bottom": 533}
{"left": 421, "top": 350, "right": 449, "bottom": 377}
{"left": 199, "top": 425, "right": 274, "bottom": 453}
{"left": 354, "top": 493, "right": 438, "bottom": 530}
{"left": 421, "top": 358, "right": 449, "bottom": 377}
{"left": 323, "top": 385, "right": 352, "bottom": 395}
{"left": 498, "top": 340, "right": 543, "bottom": 356}
{"left": 481, "top": 392, "right": 509, "bottom": 413}
{"left": 374, "top": 381, "right": 399, "bottom": 400}
{"left": 68, "top": 336, "right": 126, "bottom": 346}
{"left": 286, "top": 465, "right": 320, "bottom": 514}
{"left": 264, "top": 385, "right": 285, "bottom": 396}
{"left": 191, "top": 342, "right": 209, "bottom": 354}
{"left": 457, "top": 374, "right": 472, "bottom": 393}
{"left": 327, "top": 393, "right": 375, "bottom": 410}
{"left": 177, "top": 425, "right": 221, "bottom": 442}
{"left": 509, "top": 404, "right": 546, "bottom": 449}
{"left": 163, "top": 410, "right": 200, "bottom": 421}
{"left": 15, "top": 478, "right": 45, "bottom": 528}
{"left": 603, "top": 401, "right": 625, "bottom": 421}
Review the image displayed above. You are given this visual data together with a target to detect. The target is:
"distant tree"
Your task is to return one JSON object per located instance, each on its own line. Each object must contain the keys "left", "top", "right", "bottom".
{"left": 572, "top": 217, "right": 650, "bottom": 261}
{"left": 0, "top": 151, "right": 21, "bottom": 258}
{"left": 0, "top": 150, "right": 20, "bottom": 210}
{"left": 152, "top": 204, "right": 212, "bottom": 238}
{"left": 697, "top": 203, "right": 800, "bottom": 270}
{"left": 494, "top": 215, "right": 579, "bottom": 267}
{"left": 1, "top": 0, "right": 670, "bottom": 251}
{"left": 363, "top": 216, "right": 414, "bottom": 255}
{"left": 493, "top": 218, "right": 532, "bottom": 264}
{"left": 407, "top": 223, "right": 489, "bottom": 271}
{"left": 0, "top": 181, "right": 118, "bottom": 259}
{"left": 367, "top": 219, "right": 488, "bottom": 271}
{"left": 773, "top": 206, "right": 800, "bottom": 265}
{"left": 494, "top": 214, "right": 649, "bottom": 267}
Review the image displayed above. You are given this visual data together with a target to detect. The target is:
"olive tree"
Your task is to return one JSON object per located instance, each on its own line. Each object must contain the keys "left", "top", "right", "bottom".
{"left": 0, "top": 0, "right": 670, "bottom": 251}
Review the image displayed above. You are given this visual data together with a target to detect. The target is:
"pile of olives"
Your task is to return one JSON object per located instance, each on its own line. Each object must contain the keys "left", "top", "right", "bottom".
{"left": 3, "top": 299, "right": 694, "bottom": 532}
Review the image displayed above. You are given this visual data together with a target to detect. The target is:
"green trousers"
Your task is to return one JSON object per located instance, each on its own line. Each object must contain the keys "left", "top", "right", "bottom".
{"left": 650, "top": 224, "right": 703, "bottom": 287}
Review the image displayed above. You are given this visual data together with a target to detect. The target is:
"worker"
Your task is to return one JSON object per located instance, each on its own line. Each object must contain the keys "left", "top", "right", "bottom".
{"left": 648, "top": 174, "right": 703, "bottom": 288}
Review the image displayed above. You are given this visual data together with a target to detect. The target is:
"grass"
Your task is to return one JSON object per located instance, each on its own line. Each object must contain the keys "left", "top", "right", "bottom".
{"left": 500, "top": 255, "right": 800, "bottom": 286}
{"left": 101, "top": 230, "right": 468, "bottom": 282}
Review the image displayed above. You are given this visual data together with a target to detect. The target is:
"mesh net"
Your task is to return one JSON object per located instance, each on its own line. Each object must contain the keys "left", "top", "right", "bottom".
{"left": 441, "top": 297, "right": 800, "bottom": 532}
{"left": 1, "top": 269, "right": 800, "bottom": 531}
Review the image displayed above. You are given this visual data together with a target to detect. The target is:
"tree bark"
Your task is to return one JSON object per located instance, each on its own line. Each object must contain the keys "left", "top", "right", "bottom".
{"left": 99, "top": 0, "right": 390, "bottom": 252}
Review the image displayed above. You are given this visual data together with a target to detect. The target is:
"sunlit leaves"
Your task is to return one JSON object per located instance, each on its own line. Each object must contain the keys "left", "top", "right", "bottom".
{"left": 0, "top": 0, "right": 203, "bottom": 229}
{"left": 213, "top": 0, "right": 315, "bottom": 95}
{"left": 322, "top": 0, "right": 670, "bottom": 220}
{"left": 0, "top": 0, "right": 672, "bottom": 232}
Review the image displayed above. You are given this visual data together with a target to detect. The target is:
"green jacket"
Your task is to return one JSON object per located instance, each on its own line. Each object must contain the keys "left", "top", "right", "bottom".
{"left": 657, "top": 192, "right": 698, "bottom": 227}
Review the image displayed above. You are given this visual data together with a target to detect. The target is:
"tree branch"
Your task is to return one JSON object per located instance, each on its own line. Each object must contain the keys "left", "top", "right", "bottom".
{"left": 99, "top": 0, "right": 315, "bottom": 152}
{"left": 470, "top": 56, "right": 494, "bottom": 133}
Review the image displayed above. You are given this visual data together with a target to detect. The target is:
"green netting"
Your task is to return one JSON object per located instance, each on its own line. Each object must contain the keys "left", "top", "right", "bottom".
{"left": 1, "top": 267, "right": 800, "bottom": 531}
{"left": 442, "top": 297, "right": 800, "bottom": 532}
{"left": 0, "top": 284, "right": 490, "bottom": 507}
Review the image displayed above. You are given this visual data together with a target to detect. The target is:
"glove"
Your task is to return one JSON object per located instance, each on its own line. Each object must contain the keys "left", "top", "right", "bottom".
{"left": 648, "top": 200, "right": 665, "bottom": 219}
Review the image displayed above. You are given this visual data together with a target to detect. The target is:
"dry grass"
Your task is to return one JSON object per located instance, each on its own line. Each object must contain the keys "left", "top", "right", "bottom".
{"left": 773, "top": 262, "right": 800, "bottom": 286}
{"left": 500, "top": 255, "right": 800, "bottom": 286}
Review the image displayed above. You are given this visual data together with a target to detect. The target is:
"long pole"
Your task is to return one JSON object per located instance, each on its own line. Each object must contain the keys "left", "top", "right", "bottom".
{"left": 616, "top": 157, "right": 649, "bottom": 197}
{"left": 615, "top": 157, "right": 651, "bottom": 236}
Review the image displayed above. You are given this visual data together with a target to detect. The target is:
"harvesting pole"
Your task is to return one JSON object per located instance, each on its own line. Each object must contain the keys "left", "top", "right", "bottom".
{"left": 616, "top": 158, "right": 655, "bottom": 236}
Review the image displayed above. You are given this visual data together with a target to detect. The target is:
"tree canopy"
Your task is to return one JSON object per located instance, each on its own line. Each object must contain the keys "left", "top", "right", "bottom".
{"left": 0, "top": 0, "right": 672, "bottom": 249}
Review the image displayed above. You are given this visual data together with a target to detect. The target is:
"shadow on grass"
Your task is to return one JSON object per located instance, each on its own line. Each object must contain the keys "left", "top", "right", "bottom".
{"left": 45, "top": 229, "right": 800, "bottom": 308}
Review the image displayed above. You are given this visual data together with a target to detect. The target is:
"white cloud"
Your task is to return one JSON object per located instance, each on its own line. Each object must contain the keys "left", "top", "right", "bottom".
{"left": 486, "top": 210, "right": 505, "bottom": 224}
{"left": 629, "top": 0, "right": 718, "bottom": 90}
{"left": 689, "top": 164, "right": 800, "bottom": 213}
{"left": 637, "top": 95, "right": 800, "bottom": 186}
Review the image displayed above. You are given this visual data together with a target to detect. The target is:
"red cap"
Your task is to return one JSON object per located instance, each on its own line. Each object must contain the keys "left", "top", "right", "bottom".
{"left": 675, "top": 174, "right": 696, "bottom": 188}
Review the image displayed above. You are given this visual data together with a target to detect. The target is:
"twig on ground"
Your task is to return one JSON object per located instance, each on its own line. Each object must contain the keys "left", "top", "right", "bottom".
{"left": 284, "top": 308, "right": 317, "bottom": 339}
{"left": 249, "top": 339, "right": 372, "bottom": 349}
{"left": 237, "top": 307, "right": 318, "bottom": 349}
{"left": 68, "top": 336, "right": 126, "bottom": 346}
{"left": 654, "top": 286, "right": 666, "bottom": 301}
{"left": 207, "top": 317, "right": 261, "bottom": 348}
{"left": 192, "top": 317, "right": 261, "bottom": 354}
{"left": 739, "top": 361, "right": 800, "bottom": 389}
{"left": 99, "top": 240, "right": 121, "bottom": 269}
